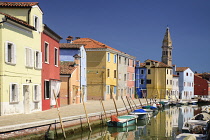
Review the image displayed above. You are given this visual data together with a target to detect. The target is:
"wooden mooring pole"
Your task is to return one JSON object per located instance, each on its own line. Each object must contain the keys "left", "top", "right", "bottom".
{"left": 53, "top": 90, "right": 66, "bottom": 139}
{"left": 112, "top": 92, "right": 119, "bottom": 116}
{"left": 138, "top": 98, "right": 143, "bottom": 106}
{"left": 126, "top": 96, "right": 133, "bottom": 112}
{"left": 130, "top": 97, "right": 137, "bottom": 109}
{"left": 121, "top": 96, "right": 129, "bottom": 114}
{"left": 100, "top": 99, "right": 107, "bottom": 121}
{"left": 82, "top": 93, "right": 92, "bottom": 132}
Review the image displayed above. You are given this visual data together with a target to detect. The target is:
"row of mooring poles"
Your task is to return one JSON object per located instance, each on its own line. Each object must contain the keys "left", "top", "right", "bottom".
{"left": 51, "top": 91, "right": 146, "bottom": 139}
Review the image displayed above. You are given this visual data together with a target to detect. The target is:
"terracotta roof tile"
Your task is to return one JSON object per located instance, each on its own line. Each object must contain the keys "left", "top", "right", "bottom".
{"left": 176, "top": 67, "right": 189, "bottom": 72}
{"left": 0, "top": 12, "right": 35, "bottom": 30}
{"left": 60, "top": 43, "right": 84, "bottom": 49}
{"left": 73, "top": 38, "right": 121, "bottom": 52}
{"left": 60, "top": 61, "right": 76, "bottom": 75}
{"left": 0, "top": 2, "right": 38, "bottom": 7}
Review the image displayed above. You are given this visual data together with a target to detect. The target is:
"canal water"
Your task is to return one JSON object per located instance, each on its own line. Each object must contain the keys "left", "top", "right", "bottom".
{"left": 57, "top": 104, "right": 207, "bottom": 140}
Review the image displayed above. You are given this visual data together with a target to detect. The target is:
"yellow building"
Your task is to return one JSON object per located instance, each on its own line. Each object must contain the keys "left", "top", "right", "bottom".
{"left": 0, "top": 2, "right": 43, "bottom": 115}
{"left": 73, "top": 38, "right": 119, "bottom": 100}
{"left": 143, "top": 59, "right": 173, "bottom": 99}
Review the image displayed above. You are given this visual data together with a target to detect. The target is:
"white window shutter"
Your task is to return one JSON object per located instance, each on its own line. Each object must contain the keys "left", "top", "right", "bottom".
{"left": 16, "top": 84, "right": 19, "bottom": 102}
{"left": 13, "top": 44, "right": 16, "bottom": 64}
{"left": 5, "top": 42, "right": 8, "bottom": 63}
{"left": 9, "top": 83, "right": 12, "bottom": 102}
{"left": 25, "top": 48, "right": 28, "bottom": 66}
{"left": 39, "top": 51, "right": 42, "bottom": 69}
{"left": 30, "top": 49, "right": 34, "bottom": 67}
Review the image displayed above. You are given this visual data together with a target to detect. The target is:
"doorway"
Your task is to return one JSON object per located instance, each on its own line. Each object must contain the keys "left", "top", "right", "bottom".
{"left": 23, "top": 85, "right": 30, "bottom": 114}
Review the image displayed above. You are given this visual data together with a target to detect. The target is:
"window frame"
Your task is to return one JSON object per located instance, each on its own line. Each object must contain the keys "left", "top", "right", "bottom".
{"left": 107, "top": 69, "right": 110, "bottom": 78}
{"left": 114, "top": 54, "right": 117, "bottom": 63}
{"left": 106, "top": 85, "right": 110, "bottom": 94}
{"left": 44, "top": 42, "right": 49, "bottom": 64}
{"left": 44, "top": 80, "right": 50, "bottom": 99}
{"left": 5, "top": 41, "right": 16, "bottom": 65}
{"left": 107, "top": 52, "right": 110, "bottom": 62}
{"left": 34, "top": 15, "right": 40, "bottom": 32}
{"left": 10, "top": 83, "right": 19, "bottom": 103}
{"left": 34, "top": 50, "right": 42, "bottom": 69}
{"left": 33, "top": 84, "right": 40, "bottom": 102}
{"left": 25, "top": 47, "right": 34, "bottom": 68}
{"left": 54, "top": 47, "right": 58, "bottom": 67}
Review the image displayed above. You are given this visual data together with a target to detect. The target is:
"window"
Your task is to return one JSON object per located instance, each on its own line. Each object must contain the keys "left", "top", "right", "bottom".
{"left": 119, "top": 56, "right": 121, "bottom": 64}
{"left": 186, "top": 72, "right": 188, "bottom": 76}
{"left": 146, "top": 79, "right": 151, "bottom": 84}
{"left": 114, "top": 86, "right": 117, "bottom": 94}
{"left": 127, "top": 73, "right": 129, "bottom": 80}
{"left": 132, "top": 73, "right": 135, "bottom": 81}
{"left": 167, "top": 79, "right": 168, "bottom": 85}
{"left": 114, "top": 70, "right": 117, "bottom": 78}
{"left": 133, "top": 60, "right": 135, "bottom": 67}
{"left": 54, "top": 47, "right": 58, "bottom": 66}
{"left": 124, "top": 58, "right": 126, "bottom": 65}
{"left": 118, "top": 73, "right": 121, "bottom": 80}
{"left": 170, "top": 80, "right": 172, "bottom": 85}
{"left": 167, "top": 69, "right": 168, "bottom": 74}
{"left": 5, "top": 41, "right": 16, "bottom": 65}
{"left": 148, "top": 69, "right": 151, "bottom": 74}
{"left": 146, "top": 62, "right": 150, "bottom": 65}
{"left": 34, "top": 85, "right": 40, "bottom": 101}
{"left": 107, "top": 69, "right": 110, "bottom": 78}
{"left": 177, "top": 72, "right": 179, "bottom": 76}
{"left": 124, "top": 74, "right": 126, "bottom": 81}
{"left": 45, "top": 81, "right": 50, "bottom": 99}
{"left": 140, "top": 69, "right": 144, "bottom": 74}
{"left": 106, "top": 85, "right": 110, "bottom": 94}
{"left": 107, "top": 53, "right": 110, "bottom": 62}
{"left": 25, "top": 47, "right": 33, "bottom": 67}
{"left": 44, "top": 42, "right": 49, "bottom": 63}
{"left": 170, "top": 70, "right": 172, "bottom": 75}
{"left": 114, "top": 55, "right": 117, "bottom": 63}
{"left": 10, "top": 83, "right": 18, "bottom": 102}
{"left": 128, "top": 59, "right": 130, "bottom": 66}
{"left": 34, "top": 15, "right": 39, "bottom": 31}
{"left": 140, "top": 79, "right": 144, "bottom": 84}
{"left": 35, "top": 50, "right": 42, "bottom": 69}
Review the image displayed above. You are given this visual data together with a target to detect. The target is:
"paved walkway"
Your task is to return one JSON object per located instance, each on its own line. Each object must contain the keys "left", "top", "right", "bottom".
{"left": 0, "top": 98, "right": 152, "bottom": 131}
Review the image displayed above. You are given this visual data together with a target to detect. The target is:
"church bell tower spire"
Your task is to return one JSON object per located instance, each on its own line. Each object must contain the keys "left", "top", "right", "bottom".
{"left": 161, "top": 27, "right": 173, "bottom": 67}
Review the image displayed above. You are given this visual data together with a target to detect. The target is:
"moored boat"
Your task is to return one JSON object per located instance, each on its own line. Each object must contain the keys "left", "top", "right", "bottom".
{"left": 176, "top": 133, "right": 206, "bottom": 140}
{"left": 129, "top": 109, "right": 150, "bottom": 120}
{"left": 107, "top": 115, "right": 138, "bottom": 127}
{"left": 182, "top": 113, "right": 210, "bottom": 134}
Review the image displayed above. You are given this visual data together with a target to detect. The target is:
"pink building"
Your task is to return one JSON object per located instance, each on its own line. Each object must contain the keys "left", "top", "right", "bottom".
{"left": 127, "top": 58, "right": 135, "bottom": 98}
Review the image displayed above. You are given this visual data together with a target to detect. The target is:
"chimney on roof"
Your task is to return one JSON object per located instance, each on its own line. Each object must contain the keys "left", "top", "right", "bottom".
{"left": 75, "top": 37, "right": 80, "bottom": 40}
{"left": 66, "top": 36, "right": 73, "bottom": 43}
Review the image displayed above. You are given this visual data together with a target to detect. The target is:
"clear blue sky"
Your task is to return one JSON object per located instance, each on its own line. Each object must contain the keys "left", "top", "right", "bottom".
{"left": 5, "top": 0, "right": 210, "bottom": 73}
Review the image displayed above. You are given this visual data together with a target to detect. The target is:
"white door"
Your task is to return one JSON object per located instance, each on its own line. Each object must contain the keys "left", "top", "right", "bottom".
{"left": 23, "top": 85, "right": 30, "bottom": 114}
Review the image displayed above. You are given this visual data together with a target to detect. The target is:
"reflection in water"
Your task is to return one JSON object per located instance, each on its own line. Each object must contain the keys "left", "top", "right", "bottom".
{"left": 64, "top": 105, "right": 205, "bottom": 140}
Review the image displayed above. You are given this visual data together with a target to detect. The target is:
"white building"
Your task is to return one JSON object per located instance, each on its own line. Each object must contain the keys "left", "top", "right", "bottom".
{"left": 173, "top": 66, "right": 194, "bottom": 99}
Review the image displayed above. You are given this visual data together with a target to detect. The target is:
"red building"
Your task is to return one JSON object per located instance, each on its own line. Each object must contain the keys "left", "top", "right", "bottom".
{"left": 41, "top": 24, "right": 62, "bottom": 110}
{"left": 194, "top": 74, "right": 210, "bottom": 98}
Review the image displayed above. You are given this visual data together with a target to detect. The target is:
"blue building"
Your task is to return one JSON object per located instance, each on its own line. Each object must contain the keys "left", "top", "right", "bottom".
{"left": 135, "top": 60, "right": 147, "bottom": 98}
{"left": 60, "top": 36, "right": 87, "bottom": 102}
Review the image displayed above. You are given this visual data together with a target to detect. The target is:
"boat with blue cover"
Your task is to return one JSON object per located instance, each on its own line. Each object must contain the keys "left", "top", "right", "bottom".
{"left": 107, "top": 115, "right": 138, "bottom": 127}
{"left": 129, "top": 109, "right": 150, "bottom": 120}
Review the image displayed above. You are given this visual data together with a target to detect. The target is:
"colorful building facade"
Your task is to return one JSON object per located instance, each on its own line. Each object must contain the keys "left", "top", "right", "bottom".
{"left": 0, "top": 2, "right": 43, "bottom": 115}
{"left": 41, "top": 24, "right": 62, "bottom": 110}
{"left": 173, "top": 66, "right": 194, "bottom": 99}
{"left": 143, "top": 59, "right": 173, "bottom": 99}
{"left": 59, "top": 41, "right": 87, "bottom": 105}
{"left": 135, "top": 60, "right": 147, "bottom": 98}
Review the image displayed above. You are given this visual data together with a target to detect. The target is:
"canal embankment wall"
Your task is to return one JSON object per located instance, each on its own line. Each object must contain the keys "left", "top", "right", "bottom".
{"left": 0, "top": 98, "right": 162, "bottom": 139}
